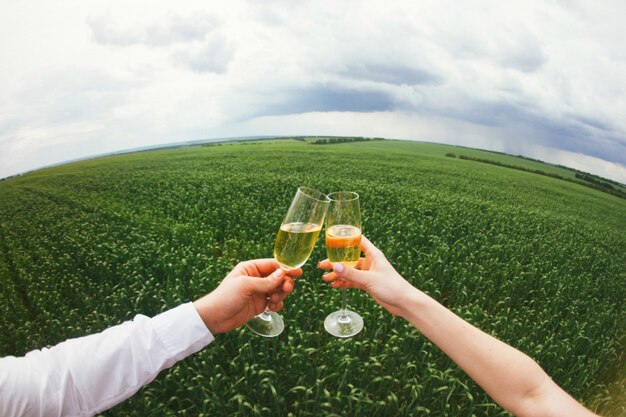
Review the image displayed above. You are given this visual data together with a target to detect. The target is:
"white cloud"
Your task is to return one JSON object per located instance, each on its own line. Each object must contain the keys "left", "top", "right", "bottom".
{"left": 172, "top": 35, "right": 234, "bottom": 73}
{"left": 87, "top": 12, "right": 219, "bottom": 46}
{"left": 86, "top": 15, "right": 143, "bottom": 46}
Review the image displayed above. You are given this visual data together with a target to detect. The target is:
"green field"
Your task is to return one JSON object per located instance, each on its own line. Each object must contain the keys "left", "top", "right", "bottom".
{"left": 1, "top": 139, "right": 624, "bottom": 416}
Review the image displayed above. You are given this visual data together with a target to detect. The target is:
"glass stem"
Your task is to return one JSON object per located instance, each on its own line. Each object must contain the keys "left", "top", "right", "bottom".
{"left": 261, "top": 299, "right": 272, "bottom": 318}
{"left": 261, "top": 265, "right": 285, "bottom": 318}
{"left": 340, "top": 288, "right": 348, "bottom": 318}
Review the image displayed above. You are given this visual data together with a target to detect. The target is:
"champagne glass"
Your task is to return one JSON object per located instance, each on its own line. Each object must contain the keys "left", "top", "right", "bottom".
{"left": 324, "top": 191, "right": 364, "bottom": 338}
{"left": 247, "top": 187, "right": 330, "bottom": 337}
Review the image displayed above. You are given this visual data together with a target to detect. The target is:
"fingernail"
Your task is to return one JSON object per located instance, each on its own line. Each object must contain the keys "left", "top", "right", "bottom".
{"left": 273, "top": 269, "right": 284, "bottom": 277}
{"left": 333, "top": 262, "right": 344, "bottom": 273}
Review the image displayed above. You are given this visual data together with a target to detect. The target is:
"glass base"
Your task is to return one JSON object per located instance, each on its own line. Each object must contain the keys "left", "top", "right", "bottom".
{"left": 324, "top": 310, "right": 364, "bottom": 338}
{"left": 246, "top": 311, "right": 285, "bottom": 337}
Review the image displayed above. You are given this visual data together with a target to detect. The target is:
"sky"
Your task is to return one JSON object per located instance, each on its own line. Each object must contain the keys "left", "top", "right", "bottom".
{"left": 1, "top": 0, "right": 626, "bottom": 183}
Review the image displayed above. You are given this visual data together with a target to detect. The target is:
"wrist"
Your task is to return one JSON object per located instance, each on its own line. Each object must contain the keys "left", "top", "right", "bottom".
{"left": 396, "top": 285, "right": 429, "bottom": 320}
{"left": 400, "top": 289, "right": 442, "bottom": 334}
{"left": 193, "top": 294, "right": 221, "bottom": 335}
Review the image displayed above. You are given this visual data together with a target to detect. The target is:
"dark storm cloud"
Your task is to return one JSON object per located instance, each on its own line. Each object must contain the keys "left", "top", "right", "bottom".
{"left": 264, "top": 86, "right": 398, "bottom": 116}
{"left": 431, "top": 98, "right": 626, "bottom": 165}
{"left": 493, "top": 105, "right": 624, "bottom": 161}
{"left": 432, "top": 100, "right": 523, "bottom": 127}
{"left": 572, "top": 115, "right": 612, "bottom": 131}
{"left": 341, "top": 64, "right": 444, "bottom": 86}
{"left": 524, "top": 115, "right": 626, "bottom": 165}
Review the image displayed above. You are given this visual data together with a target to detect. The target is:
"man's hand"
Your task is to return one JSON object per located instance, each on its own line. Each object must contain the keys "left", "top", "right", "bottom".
{"left": 193, "top": 259, "right": 302, "bottom": 334}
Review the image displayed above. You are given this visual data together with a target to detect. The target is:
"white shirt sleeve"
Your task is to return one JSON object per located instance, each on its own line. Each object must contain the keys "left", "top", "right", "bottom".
{"left": 0, "top": 302, "right": 214, "bottom": 417}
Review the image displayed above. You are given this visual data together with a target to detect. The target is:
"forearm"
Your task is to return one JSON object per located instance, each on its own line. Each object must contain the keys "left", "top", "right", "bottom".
{"left": 399, "top": 290, "right": 549, "bottom": 414}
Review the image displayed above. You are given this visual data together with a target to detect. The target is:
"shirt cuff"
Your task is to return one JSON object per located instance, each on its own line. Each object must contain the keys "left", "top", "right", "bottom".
{"left": 151, "top": 302, "right": 215, "bottom": 361}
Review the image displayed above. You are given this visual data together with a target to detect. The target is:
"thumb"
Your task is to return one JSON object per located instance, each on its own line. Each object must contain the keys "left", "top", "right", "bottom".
{"left": 333, "top": 262, "right": 368, "bottom": 286}
{"left": 247, "top": 268, "right": 285, "bottom": 293}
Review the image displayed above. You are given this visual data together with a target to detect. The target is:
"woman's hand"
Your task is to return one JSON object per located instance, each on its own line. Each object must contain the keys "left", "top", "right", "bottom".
{"left": 319, "top": 235, "right": 417, "bottom": 317}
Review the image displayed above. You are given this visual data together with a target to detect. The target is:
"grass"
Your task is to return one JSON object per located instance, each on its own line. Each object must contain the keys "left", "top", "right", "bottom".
{"left": 0, "top": 139, "right": 624, "bottom": 416}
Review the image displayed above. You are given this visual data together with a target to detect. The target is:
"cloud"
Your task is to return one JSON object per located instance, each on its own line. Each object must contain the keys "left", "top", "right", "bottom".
{"left": 14, "top": 71, "right": 134, "bottom": 123}
{"left": 86, "top": 12, "right": 233, "bottom": 74}
{"left": 87, "top": 13, "right": 218, "bottom": 46}
{"left": 172, "top": 35, "right": 234, "bottom": 74}
{"left": 481, "top": 30, "right": 548, "bottom": 73}
{"left": 498, "top": 109, "right": 626, "bottom": 165}
{"left": 144, "top": 14, "right": 218, "bottom": 46}
{"left": 433, "top": 4, "right": 549, "bottom": 73}
{"left": 496, "top": 37, "right": 547, "bottom": 73}
{"left": 87, "top": 15, "right": 143, "bottom": 46}
{"left": 269, "top": 85, "right": 398, "bottom": 115}
{"left": 341, "top": 63, "right": 443, "bottom": 86}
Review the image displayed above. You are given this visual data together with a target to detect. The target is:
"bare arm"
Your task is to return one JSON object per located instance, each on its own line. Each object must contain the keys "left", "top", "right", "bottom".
{"left": 320, "top": 236, "right": 598, "bottom": 417}
{"left": 400, "top": 290, "right": 596, "bottom": 417}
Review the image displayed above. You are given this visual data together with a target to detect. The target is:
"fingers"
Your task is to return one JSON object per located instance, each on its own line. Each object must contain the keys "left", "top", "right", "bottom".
{"left": 282, "top": 276, "right": 294, "bottom": 293}
{"left": 332, "top": 262, "right": 369, "bottom": 286}
{"left": 318, "top": 259, "right": 333, "bottom": 270}
{"left": 269, "top": 290, "right": 287, "bottom": 304}
{"left": 237, "top": 259, "right": 303, "bottom": 278}
{"left": 319, "top": 258, "right": 366, "bottom": 271}
{"left": 270, "top": 281, "right": 293, "bottom": 303}
{"left": 323, "top": 270, "right": 366, "bottom": 291}
{"left": 322, "top": 271, "right": 337, "bottom": 282}
{"left": 236, "top": 258, "right": 281, "bottom": 277}
{"left": 330, "top": 279, "right": 361, "bottom": 289}
{"left": 278, "top": 268, "right": 300, "bottom": 293}
{"left": 246, "top": 268, "right": 285, "bottom": 293}
{"left": 268, "top": 273, "right": 298, "bottom": 304}
{"left": 284, "top": 268, "right": 303, "bottom": 278}
{"left": 267, "top": 300, "right": 284, "bottom": 312}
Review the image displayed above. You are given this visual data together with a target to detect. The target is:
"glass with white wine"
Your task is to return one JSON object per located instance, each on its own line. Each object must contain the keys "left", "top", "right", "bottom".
{"left": 246, "top": 187, "right": 330, "bottom": 337}
{"left": 324, "top": 191, "right": 364, "bottom": 338}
